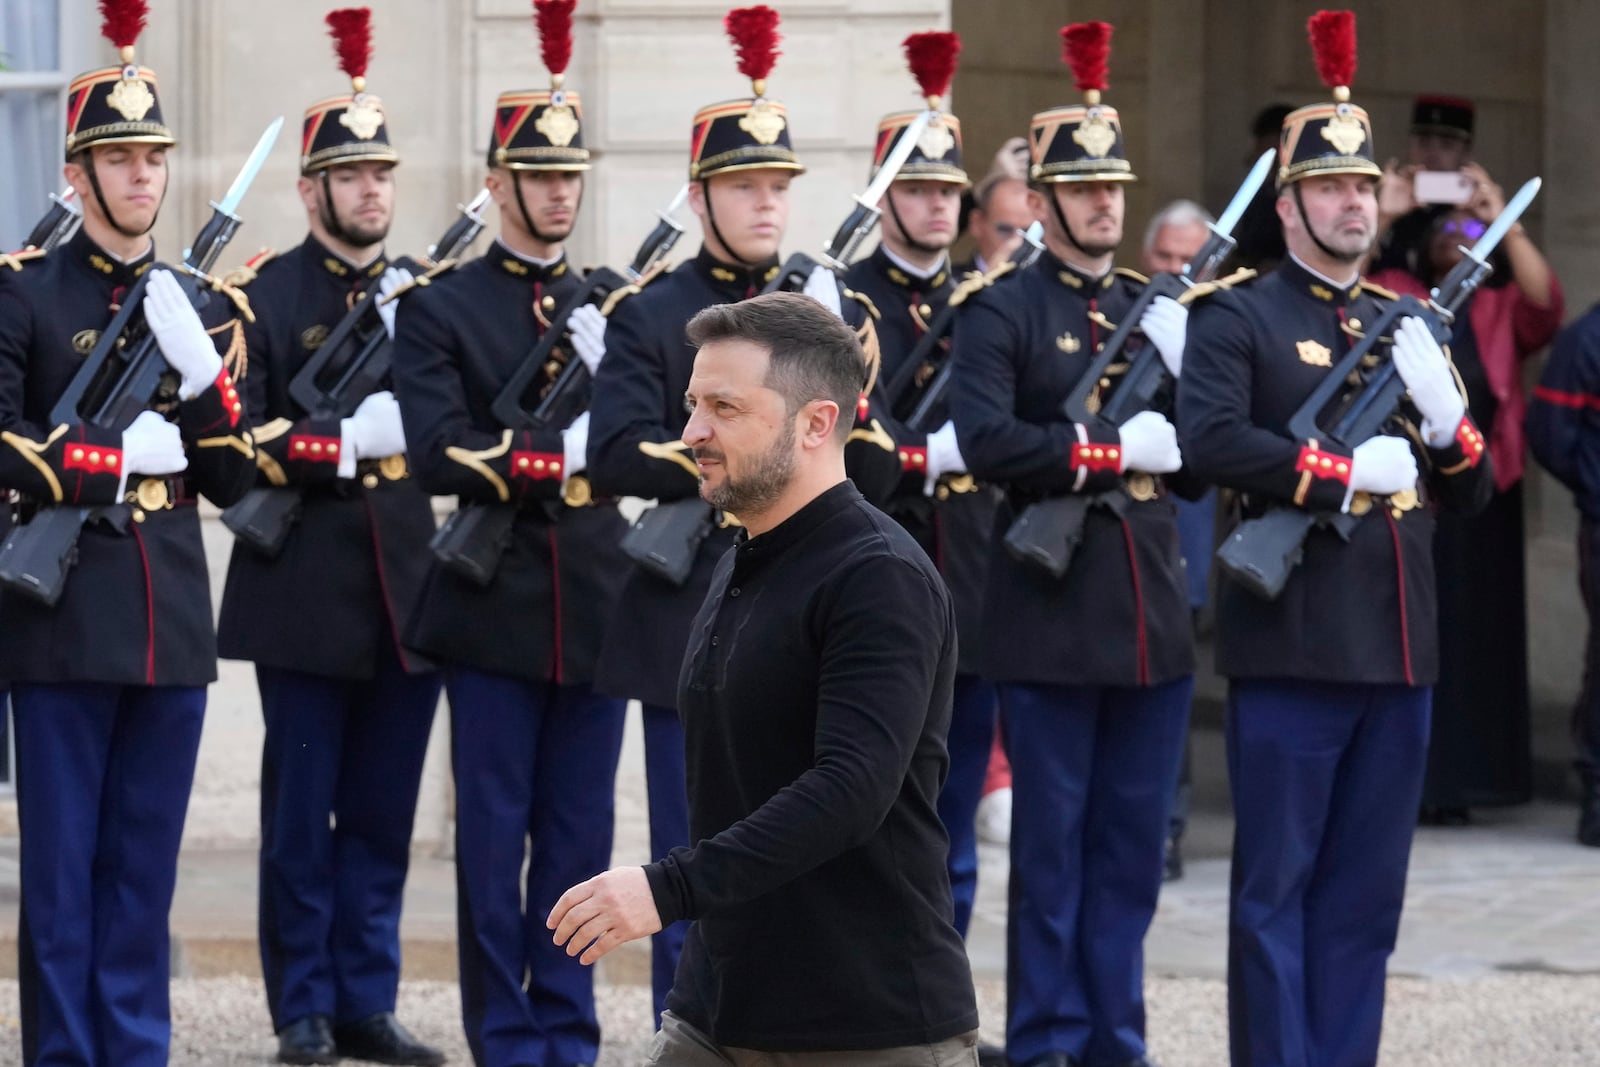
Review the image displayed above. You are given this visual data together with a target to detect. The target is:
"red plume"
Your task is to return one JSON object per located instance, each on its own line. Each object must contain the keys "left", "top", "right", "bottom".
{"left": 724, "top": 6, "right": 782, "bottom": 83}
{"left": 1307, "top": 10, "right": 1357, "bottom": 89}
{"left": 1060, "top": 22, "right": 1112, "bottom": 93}
{"left": 903, "top": 32, "right": 960, "bottom": 102}
{"left": 326, "top": 8, "right": 374, "bottom": 81}
{"left": 99, "top": 0, "right": 149, "bottom": 51}
{"left": 534, "top": 0, "right": 575, "bottom": 77}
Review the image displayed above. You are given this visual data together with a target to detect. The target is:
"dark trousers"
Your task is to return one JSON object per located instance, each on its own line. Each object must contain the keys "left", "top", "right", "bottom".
{"left": 13, "top": 682, "right": 205, "bottom": 1067}
{"left": 641, "top": 702, "right": 691, "bottom": 1023}
{"left": 256, "top": 646, "right": 442, "bottom": 1031}
{"left": 1001, "top": 678, "right": 1192, "bottom": 1067}
{"left": 937, "top": 674, "right": 998, "bottom": 939}
{"left": 1575, "top": 518, "right": 1600, "bottom": 777}
{"left": 448, "top": 671, "right": 627, "bottom": 1067}
{"left": 1226, "top": 679, "right": 1430, "bottom": 1067}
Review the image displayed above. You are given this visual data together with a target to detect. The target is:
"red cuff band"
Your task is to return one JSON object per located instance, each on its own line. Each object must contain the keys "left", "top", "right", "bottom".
{"left": 64, "top": 444, "right": 121, "bottom": 474}
{"left": 215, "top": 368, "right": 241, "bottom": 427}
{"left": 1072, "top": 441, "right": 1121, "bottom": 474}
{"left": 1295, "top": 444, "right": 1351, "bottom": 485}
{"left": 511, "top": 451, "right": 565, "bottom": 481}
{"left": 1455, "top": 418, "right": 1486, "bottom": 467}
{"left": 289, "top": 435, "right": 342, "bottom": 462}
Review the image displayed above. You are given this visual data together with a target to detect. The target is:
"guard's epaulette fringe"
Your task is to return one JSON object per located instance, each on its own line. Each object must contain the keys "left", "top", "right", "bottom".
{"left": 1359, "top": 278, "right": 1400, "bottom": 301}
{"left": 1177, "top": 267, "right": 1259, "bottom": 306}
{"left": 1113, "top": 266, "right": 1150, "bottom": 285}
{"left": 948, "top": 257, "right": 1019, "bottom": 309}
{"left": 220, "top": 247, "right": 278, "bottom": 290}
{"left": 599, "top": 259, "right": 674, "bottom": 317}
{"left": 0, "top": 247, "right": 48, "bottom": 272}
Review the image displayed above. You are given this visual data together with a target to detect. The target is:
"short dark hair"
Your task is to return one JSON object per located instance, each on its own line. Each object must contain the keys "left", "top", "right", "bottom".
{"left": 686, "top": 291, "right": 865, "bottom": 442}
{"left": 1251, "top": 103, "right": 1295, "bottom": 140}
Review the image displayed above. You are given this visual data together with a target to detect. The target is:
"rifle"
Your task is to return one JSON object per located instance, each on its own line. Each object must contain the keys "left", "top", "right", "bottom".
{"left": 1214, "top": 176, "right": 1542, "bottom": 600}
{"left": 762, "top": 111, "right": 936, "bottom": 293}
{"left": 0, "top": 117, "right": 283, "bottom": 606}
{"left": 886, "top": 222, "right": 1046, "bottom": 433}
{"left": 21, "top": 188, "right": 82, "bottom": 252}
{"left": 221, "top": 189, "right": 491, "bottom": 556}
{"left": 1003, "top": 150, "right": 1276, "bottom": 578}
{"left": 430, "top": 189, "right": 689, "bottom": 585}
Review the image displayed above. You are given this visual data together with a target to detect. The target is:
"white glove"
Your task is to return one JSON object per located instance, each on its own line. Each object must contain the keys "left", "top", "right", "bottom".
{"left": 1392, "top": 316, "right": 1465, "bottom": 445}
{"left": 569, "top": 304, "right": 607, "bottom": 375}
{"left": 1115, "top": 410, "right": 1183, "bottom": 474}
{"left": 1139, "top": 296, "right": 1188, "bottom": 379}
{"left": 562, "top": 410, "right": 590, "bottom": 483}
{"left": 803, "top": 265, "right": 844, "bottom": 321}
{"left": 923, "top": 420, "right": 967, "bottom": 496}
{"left": 144, "top": 269, "right": 222, "bottom": 399}
{"left": 375, "top": 266, "right": 413, "bottom": 340}
{"left": 339, "top": 390, "right": 407, "bottom": 478}
{"left": 1343, "top": 435, "right": 1419, "bottom": 512}
{"left": 118, "top": 410, "right": 187, "bottom": 498}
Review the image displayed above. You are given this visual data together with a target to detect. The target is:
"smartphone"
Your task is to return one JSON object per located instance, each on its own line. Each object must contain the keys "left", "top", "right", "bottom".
{"left": 1414, "top": 170, "right": 1475, "bottom": 205}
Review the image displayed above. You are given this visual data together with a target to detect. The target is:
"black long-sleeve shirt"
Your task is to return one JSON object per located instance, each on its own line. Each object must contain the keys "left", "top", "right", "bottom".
{"left": 643, "top": 480, "right": 977, "bottom": 1051}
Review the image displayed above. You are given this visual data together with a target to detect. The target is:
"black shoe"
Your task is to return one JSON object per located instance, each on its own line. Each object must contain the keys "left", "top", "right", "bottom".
{"left": 1014, "top": 1054, "right": 1080, "bottom": 1067}
{"left": 278, "top": 1015, "right": 339, "bottom": 1065}
{"left": 1162, "top": 833, "right": 1184, "bottom": 883}
{"left": 977, "top": 1043, "right": 1007, "bottom": 1067}
{"left": 1580, "top": 786, "right": 1600, "bottom": 847}
{"left": 333, "top": 1013, "right": 445, "bottom": 1066}
{"left": 1419, "top": 804, "right": 1472, "bottom": 827}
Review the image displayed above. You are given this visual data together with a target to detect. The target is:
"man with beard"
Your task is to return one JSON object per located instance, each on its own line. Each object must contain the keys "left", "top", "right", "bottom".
{"left": 216, "top": 10, "right": 444, "bottom": 1064}
{"left": 391, "top": 5, "right": 630, "bottom": 1064}
{"left": 0, "top": 10, "right": 257, "bottom": 1063}
{"left": 949, "top": 22, "right": 1194, "bottom": 1067}
{"left": 583, "top": 6, "right": 877, "bottom": 1024}
{"left": 841, "top": 31, "right": 1000, "bottom": 967}
{"left": 1177, "top": 13, "right": 1493, "bottom": 1067}
{"left": 550, "top": 292, "right": 980, "bottom": 1066}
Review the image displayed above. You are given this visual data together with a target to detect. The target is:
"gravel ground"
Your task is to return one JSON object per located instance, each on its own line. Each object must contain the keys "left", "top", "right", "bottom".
{"left": 0, "top": 974, "right": 1592, "bottom": 1065}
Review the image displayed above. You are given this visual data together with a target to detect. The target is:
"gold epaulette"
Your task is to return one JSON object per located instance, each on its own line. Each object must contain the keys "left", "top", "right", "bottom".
{"left": 1177, "top": 267, "right": 1258, "bottom": 306}
{"left": 1113, "top": 266, "right": 1151, "bottom": 285}
{"left": 948, "top": 257, "right": 1019, "bottom": 309}
{"left": 0, "top": 247, "right": 47, "bottom": 272}
{"left": 842, "top": 286, "right": 881, "bottom": 321}
{"left": 1359, "top": 278, "right": 1400, "bottom": 301}
{"left": 220, "top": 247, "right": 277, "bottom": 290}
{"left": 598, "top": 258, "right": 673, "bottom": 317}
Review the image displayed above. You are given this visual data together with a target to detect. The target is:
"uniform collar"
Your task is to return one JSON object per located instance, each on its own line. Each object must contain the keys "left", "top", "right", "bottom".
{"left": 1042, "top": 249, "right": 1116, "bottom": 292}
{"left": 306, "top": 233, "right": 387, "bottom": 282}
{"left": 68, "top": 228, "right": 156, "bottom": 287}
{"left": 870, "top": 245, "right": 951, "bottom": 291}
{"left": 1280, "top": 253, "right": 1363, "bottom": 306}
{"left": 692, "top": 244, "right": 780, "bottom": 298}
{"left": 489, "top": 239, "right": 571, "bottom": 282}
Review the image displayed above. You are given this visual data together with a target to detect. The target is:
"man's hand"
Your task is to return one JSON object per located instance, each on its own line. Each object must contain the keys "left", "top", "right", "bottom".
{"left": 375, "top": 266, "right": 413, "bottom": 340}
{"left": 1460, "top": 161, "right": 1506, "bottom": 224}
{"left": 1139, "top": 295, "right": 1187, "bottom": 378}
{"left": 1378, "top": 158, "right": 1419, "bottom": 223}
{"left": 1392, "top": 316, "right": 1465, "bottom": 444}
{"left": 548, "top": 866, "right": 663, "bottom": 966}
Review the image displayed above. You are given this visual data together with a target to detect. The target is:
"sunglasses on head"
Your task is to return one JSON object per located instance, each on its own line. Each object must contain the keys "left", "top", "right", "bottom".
{"left": 1440, "top": 218, "right": 1487, "bottom": 241}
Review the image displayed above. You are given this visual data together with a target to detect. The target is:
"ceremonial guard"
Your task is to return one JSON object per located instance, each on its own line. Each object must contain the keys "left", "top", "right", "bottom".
{"left": 0, "top": 3, "right": 257, "bottom": 1062}
{"left": 215, "top": 9, "right": 445, "bottom": 1065}
{"left": 390, "top": 4, "right": 628, "bottom": 1065}
{"left": 586, "top": 4, "right": 876, "bottom": 1022}
{"left": 950, "top": 23, "right": 1193, "bottom": 1067}
{"left": 840, "top": 31, "right": 998, "bottom": 944}
{"left": 1177, "top": 14, "right": 1493, "bottom": 1067}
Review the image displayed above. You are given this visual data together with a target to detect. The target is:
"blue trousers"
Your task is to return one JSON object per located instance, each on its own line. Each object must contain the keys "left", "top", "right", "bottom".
{"left": 1002, "top": 679, "right": 1191, "bottom": 1067}
{"left": 13, "top": 682, "right": 205, "bottom": 1067}
{"left": 937, "top": 674, "right": 998, "bottom": 939}
{"left": 1226, "top": 679, "right": 1430, "bottom": 1067}
{"left": 449, "top": 672, "right": 627, "bottom": 1067}
{"left": 641, "top": 702, "right": 691, "bottom": 1024}
{"left": 256, "top": 647, "right": 442, "bottom": 1030}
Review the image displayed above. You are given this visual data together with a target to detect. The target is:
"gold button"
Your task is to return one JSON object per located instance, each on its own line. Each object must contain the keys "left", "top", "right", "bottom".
{"left": 131, "top": 508, "right": 146, "bottom": 523}
{"left": 912, "top": 453, "right": 924, "bottom": 465}
{"left": 534, "top": 459, "right": 547, "bottom": 471}
{"left": 919, "top": 304, "right": 932, "bottom": 318}
{"left": 1092, "top": 448, "right": 1105, "bottom": 459}
{"left": 362, "top": 473, "right": 379, "bottom": 489}
{"left": 1349, "top": 317, "right": 1362, "bottom": 329}
{"left": 1108, "top": 448, "right": 1119, "bottom": 459}
{"left": 106, "top": 454, "right": 118, "bottom": 468}
{"left": 232, "top": 402, "right": 242, "bottom": 414}
{"left": 328, "top": 443, "right": 339, "bottom": 455}
{"left": 71, "top": 448, "right": 84, "bottom": 461}
{"left": 898, "top": 451, "right": 909, "bottom": 461}
{"left": 294, "top": 440, "right": 306, "bottom": 452}
{"left": 88, "top": 451, "right": 100, "bottom": 465}
{"left": 542, "top": 295, "right": 556, "bottom": 310}
{"left": 310, "top": 442, "right": 323, "bottom": 454}
{"left": 517, "top": 457, "right": 530, "bottom": 469}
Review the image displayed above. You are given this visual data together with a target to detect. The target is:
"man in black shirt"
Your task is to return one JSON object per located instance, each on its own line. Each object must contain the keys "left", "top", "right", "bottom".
{"left": 550, "top": 292, "right": 979, "bottom": 1064}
